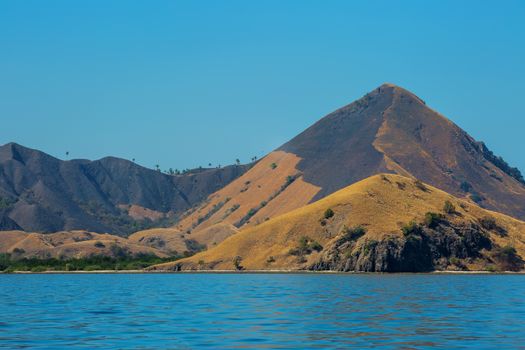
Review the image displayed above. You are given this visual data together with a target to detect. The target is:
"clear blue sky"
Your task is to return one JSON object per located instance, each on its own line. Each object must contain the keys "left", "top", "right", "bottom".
{"left": 1, "top": 0, "right": 524, "bottom": 172}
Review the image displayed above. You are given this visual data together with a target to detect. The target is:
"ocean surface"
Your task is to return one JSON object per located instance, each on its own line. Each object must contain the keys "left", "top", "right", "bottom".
{"left": 1, "top": 273, "right": 524, "bottom": 349}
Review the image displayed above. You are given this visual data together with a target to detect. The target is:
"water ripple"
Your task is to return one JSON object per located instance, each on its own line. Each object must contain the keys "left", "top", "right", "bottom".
{"left": 1, "top": 274, "right": 525, "bottom": 349}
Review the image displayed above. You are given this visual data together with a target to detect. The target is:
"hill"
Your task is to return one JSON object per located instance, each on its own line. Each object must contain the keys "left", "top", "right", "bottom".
{"left": 0, "top": 142, "right": 250, "bottom": 234}
{"left": 0, "top": 230, "right": 169, "bottom": 259}
{"left": 151, "top": 174, "right": 525, "bottom": 272}
{"left": 173, "top": 84, "right": 525, "bottom": 247}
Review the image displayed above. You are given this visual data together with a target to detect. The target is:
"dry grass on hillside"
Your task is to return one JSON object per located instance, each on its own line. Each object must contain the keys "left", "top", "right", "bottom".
{"left": 128, "top": 228, "right": 186, "bottom": 254}
{"left": 152, "top": 174, "right": 525, "bottom": 271}
{"left": 174, "top": 151, "right": 320, "bottom": 237}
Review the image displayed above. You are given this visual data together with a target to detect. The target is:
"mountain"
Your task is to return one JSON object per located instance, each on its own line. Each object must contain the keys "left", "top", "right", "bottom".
{"left": 151, "top": 174, "right": 525, "bottom": 272}
{"left": 0, "top": 143, "right": 250, "bottom": 234}
{"left": 174, "top": 84, "right": 525, "bottom": 247}
{"left": 2, "top": 83, "right": 524, "bottom": 271}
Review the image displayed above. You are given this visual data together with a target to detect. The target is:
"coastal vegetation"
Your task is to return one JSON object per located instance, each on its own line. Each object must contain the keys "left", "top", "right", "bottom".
{"left": 0, "top": 253, "right": 183, "bottom": 273}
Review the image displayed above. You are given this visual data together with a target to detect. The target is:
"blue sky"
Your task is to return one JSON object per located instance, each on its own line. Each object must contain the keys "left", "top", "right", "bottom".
{"left": 1, "top": 0, "right": 524, "bottom": 172}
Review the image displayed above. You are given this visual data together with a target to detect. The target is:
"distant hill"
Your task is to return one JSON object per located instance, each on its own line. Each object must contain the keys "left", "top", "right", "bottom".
{"left": 0, "top": 230, "right": 170, "bottom": 260}
{"left": 0, "top": 143, "right": 250, "bottom": 235}
{"left": 174, "top": 84, "right": 525, "bottom": 247}
{"left": 152, "top": 174, "right": 525, "bottom": 272}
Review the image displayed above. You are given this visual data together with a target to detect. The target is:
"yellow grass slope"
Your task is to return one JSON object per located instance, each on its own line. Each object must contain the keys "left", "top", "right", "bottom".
{"left": 128, "top": 228, "right": 186, "bottom": 254}
{"left": 127, "top": 224, "right": 239, "bottom": 253}
{"left": 0, "top": 224, "right": 238, "bottom": 260}
{"left": 152, "top": 174, "right": 525, "bottom": 271}
{"left": 189, "top": 223, "right": 239, "bottom": 247}
{"left": 174, "top": 151, "right": 320, "bottom": 237}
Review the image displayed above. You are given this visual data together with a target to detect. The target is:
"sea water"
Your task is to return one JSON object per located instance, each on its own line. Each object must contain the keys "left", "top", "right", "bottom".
{"left": 1, "top": 273, "right": 524, "bottom": 349}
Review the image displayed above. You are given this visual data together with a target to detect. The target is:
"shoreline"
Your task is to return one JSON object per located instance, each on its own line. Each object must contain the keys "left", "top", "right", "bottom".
{"left": 2, "top": 269, "right": 525, "bottom": 275}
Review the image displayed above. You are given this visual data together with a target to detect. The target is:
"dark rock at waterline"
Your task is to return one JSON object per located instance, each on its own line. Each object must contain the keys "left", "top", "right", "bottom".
{"left": 310, "top": 221, "right": 493, "bottom": 272}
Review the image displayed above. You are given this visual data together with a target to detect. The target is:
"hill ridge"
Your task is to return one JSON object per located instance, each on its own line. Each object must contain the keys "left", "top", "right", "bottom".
{"left": 0, "top": 142, "right": 250, "bottom": 234}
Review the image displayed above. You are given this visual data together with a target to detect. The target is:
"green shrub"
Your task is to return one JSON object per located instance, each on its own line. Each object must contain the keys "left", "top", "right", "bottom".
{"left": 424, "top": 212, "right": 442, "bottom": 228}
{"left": 233, "top": 256, "right": 244, "bottom": 270}
{"left": 443, "top": 200, "right": 456, "bottom": 214}
{"left": 289, "top": 237, "right": 323, "bottom": 256}
{"left": 449, "top": 257, "right": 460, "bottom": 266}
{"left": 380, "top": 174, "right": 391, "bottom": 183}
{"left": 362, "top": 240, "right": 378, "bottom": 255}
{"left": 266, "top": 256, "right": 276, "bottom": 264}
{"left": 342, "top": 225, "right": 366, "bottom": 241}
{"left": 460, "top": 181, "right": 472, "bottom": 192}
{"left": 470, "top": 193, "right": 484, "bottom": 203}
{"left": 94, "top": 241, "right": 105, "bottom": 248}
{"left": 3, "top": 266, "right": 15, "bottom": 273}
{"left": 396, "top": 182, "right": 406, "bottom": 190}
{"left": 309, "top": 241, "right": 323, "bottom": 252}
{"left": 402, "top": 221, "right": 423, "bottom": 237}
{"left": 0, "top": 253, "right": 183, "bottom": 272}
{"left": 296, "top": 237, "right": 310, "bottom": 255}
{"left": 485, "top": 264, "right": 497, "bottom": 272}
{"left": 0, "top": 196, "right": 15, "bottom": 209}
{"left": 323, "top": 208, "right": 335, "bottom": 219}
{"left": 109, "top": 243, "right": 129, "bottom": 258}
{"left": 270, "top": 163, "right": 277, "bottom": 170}
{"left": 492, "top": 246, "right": 524, "bottom": 272}
{"left": 479, "top": 216, "right": 497, "bottom": 230}
{"left": 414, "top": 179, "right": 428, "bottom": 192}
{"left": 12, "top": 248, "right": 25, "bottom": 255}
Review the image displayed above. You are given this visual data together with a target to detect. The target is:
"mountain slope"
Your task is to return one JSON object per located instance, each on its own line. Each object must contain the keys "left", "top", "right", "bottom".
{"left": 280, "top": 83, "right": 525, "bottom": 213}
{"left": 174, "top": 84, "right": 525, "bottom": 244}
{"left": 152, "top": 174, "right": 525, "bottom": 272}
{"left": 0, "top": 143, "right": 250, "bottom": 234}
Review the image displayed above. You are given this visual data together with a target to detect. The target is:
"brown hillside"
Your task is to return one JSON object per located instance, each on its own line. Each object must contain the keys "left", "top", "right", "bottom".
{"left": 0, "top": 230, "right": 171, "bottom": 259}
{"left": 127, "top": 223, "right": 238, "bottom": 255}
{"left": 0, "top": 224, "right": 238, "bottom": 261}
{"left": 0, "top": 142, "right": 250, "bottom": 234}
{"left": 128, "top": 228, "right": 187, "bottom": 254}
{"left": 280, "top": 83, "right": 525, "bottom": 215}
{"left": 152, "top": 174, "right": 525, "bottom": 272}
{"left": 175, "top": 151, "right": 320, "bottom": 234}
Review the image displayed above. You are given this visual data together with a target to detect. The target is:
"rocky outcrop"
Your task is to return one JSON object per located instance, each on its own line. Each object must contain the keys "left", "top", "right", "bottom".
{"left": 311, "top": 220, "right": 496, "bottom": 272}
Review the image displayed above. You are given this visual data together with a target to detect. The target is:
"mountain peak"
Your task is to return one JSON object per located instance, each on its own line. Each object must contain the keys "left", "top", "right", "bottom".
{"left": 276, "top": 83, "right": 525, "bottom": 220}
{"left": 0, "top": 142, "right": 33, "bottom": 163}
{"left": 374, "top": 83, "right": 426, "bottom": 105}
{"left": 1, "top": 142, "right": 28, "bottom": 152}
